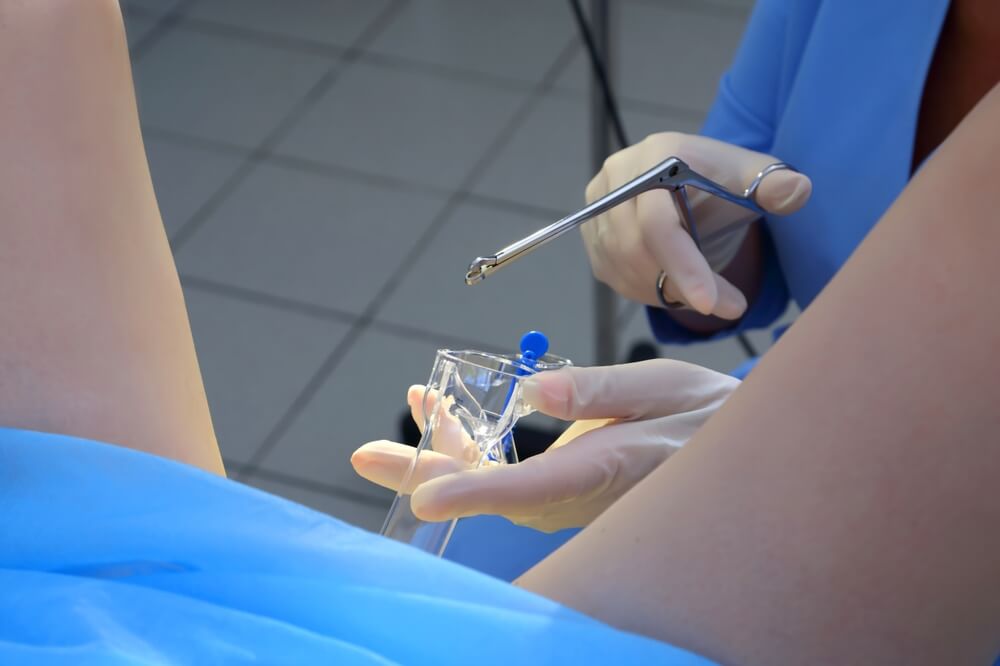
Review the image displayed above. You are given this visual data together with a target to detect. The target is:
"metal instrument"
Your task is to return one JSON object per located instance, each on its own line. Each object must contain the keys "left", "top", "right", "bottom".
{"left": 464, "top": 158, "right": 793, "bottom": 286}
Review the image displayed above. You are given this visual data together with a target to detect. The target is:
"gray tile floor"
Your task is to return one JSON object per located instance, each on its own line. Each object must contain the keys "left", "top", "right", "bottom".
{"left": 122, "top": 0, "right": 776, "bottom": 531}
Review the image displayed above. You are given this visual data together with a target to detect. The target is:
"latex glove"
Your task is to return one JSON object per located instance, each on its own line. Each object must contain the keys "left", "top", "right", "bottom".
{"left": 351, "top": 360, "right": 739, "bottom": 532}
{"left": 583, "top": 132, "right": 811, "bottom": 317}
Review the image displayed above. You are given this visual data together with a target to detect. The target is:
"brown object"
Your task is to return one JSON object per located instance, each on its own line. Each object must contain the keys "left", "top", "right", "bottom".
{"left": 913, "top": 0, "right": 1000, "bottom": 171}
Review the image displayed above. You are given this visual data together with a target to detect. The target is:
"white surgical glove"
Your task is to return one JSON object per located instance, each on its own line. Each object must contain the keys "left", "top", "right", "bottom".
{"left": 351, "top": 360, "right": 739, "bottom": 533}
{"left": 583, "top": 132, "right": 811, "bottom": 317}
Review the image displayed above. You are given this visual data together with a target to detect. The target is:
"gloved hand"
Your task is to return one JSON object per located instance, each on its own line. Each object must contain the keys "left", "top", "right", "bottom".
{"left": 583, "top": 132, "right": 811, "bottom": 318}
{"left": 351, "top": 359, "right": 739, "bottom": 532}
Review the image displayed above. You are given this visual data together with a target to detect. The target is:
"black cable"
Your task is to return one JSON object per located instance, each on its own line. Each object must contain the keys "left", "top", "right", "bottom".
{"left": 567, "top": 0, "right": 629, "bottom": 151}
{"left": 567, "top": 0, "right": 759, "bottom": 360}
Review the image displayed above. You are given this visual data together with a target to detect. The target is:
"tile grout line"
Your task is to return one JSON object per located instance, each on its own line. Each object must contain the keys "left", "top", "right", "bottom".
{"left": 168, "top": 16, "right": 348, "bottom": 59}
{"left": 144, "top": 124, "right": 456, "bottom": 201}
{"left": 231, "top": 314, "right": 369, "bottom": 482}
{"left": 628, "top": 0, "right": 752, "bottom": 20}
{"left": 146, "top": 122, "right": 580, "bottom": 222}
{"left": 236, "top": 35, "right": 582, "bottom": 481}
{"left": 181, "top": 273, "right": 519, "bottom": 354}
{"left": 543, "top": 85, "right": 707, "bottom": 123}
{"left": 167, "top": 0, "right": 410, "bottom": 253}
{"left": 354, "top": 50, "right": 539, "bottom": 95}
{"left": 461, "top": 191, "right": 567, "bottom": 221}
{"left": 367, "top": 320, "right": 511, "bottom": 355}
{"left": 180, "top": 275, "right": 360, "bottom": 326}
{"left": 259, "top": 153, "right": 451, "bottom": 201}
{"left": 127, "top": 0, "right": 201, "bottom": 62}
{"left": 134, "top": 0, "right": 748, "bottom": 63}
{"left": 172, "top": 15, "right": 546, "bottom": 95}
{"left": 143, "top": 125, "right": 255, "bottom": 159}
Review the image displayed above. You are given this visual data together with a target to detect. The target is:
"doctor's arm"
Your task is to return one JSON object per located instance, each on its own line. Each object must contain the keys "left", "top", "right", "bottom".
{"left": 518, "top": 83, "right": 1000, "bottom": 666}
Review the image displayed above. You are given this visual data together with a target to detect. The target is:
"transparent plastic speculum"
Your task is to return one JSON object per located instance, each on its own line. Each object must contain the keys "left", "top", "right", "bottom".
{"left": 381, "top": 349, "right": 570, "bottom": 556}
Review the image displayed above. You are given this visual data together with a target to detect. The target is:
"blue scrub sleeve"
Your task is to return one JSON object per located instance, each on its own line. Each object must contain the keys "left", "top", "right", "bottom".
{"left": 647, "top": 0, "right": 795, "bottom": 345}
{"left": 0, "top": 428, "right": 715, "bottom": 665}
{"left": 700, "top": 0, "right": 799, "bottom": 152}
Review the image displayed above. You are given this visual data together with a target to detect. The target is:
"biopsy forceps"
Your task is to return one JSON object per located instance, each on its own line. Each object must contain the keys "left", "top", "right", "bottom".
{"left": 464, "top": 157, "right": 795, "bottom": 306}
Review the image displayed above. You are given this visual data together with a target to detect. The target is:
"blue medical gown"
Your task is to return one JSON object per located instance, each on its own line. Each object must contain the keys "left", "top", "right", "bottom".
{"left": 0, "top": 428, "right": 714, "bottom": 665}
{"left": 647, "top": 0, "right": 951, "bottom": 344}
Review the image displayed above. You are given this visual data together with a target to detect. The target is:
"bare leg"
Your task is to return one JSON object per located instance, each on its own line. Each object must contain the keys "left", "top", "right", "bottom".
{"left": 0, "top": 1, "right": 223, "bottom": 474}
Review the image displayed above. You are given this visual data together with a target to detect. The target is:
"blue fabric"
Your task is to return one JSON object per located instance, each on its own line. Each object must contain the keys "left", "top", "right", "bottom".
{"left": 648, "top": 0, "right": 951, "bottom": 345}
{"left": 0, "top": 428, "right": 714, "bottom": 665}
{"left": 443, "top": 516, "right": 578, "bottom": 583}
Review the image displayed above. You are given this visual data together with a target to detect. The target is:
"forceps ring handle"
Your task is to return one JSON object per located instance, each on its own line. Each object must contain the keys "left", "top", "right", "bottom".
{"left": 744, "top": 162, "right": 795, "bottom": 207}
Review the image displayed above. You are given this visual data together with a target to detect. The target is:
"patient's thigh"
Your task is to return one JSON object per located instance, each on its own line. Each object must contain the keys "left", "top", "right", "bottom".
{"left": 0, "top": 1, "right": 222, "bottom": 474}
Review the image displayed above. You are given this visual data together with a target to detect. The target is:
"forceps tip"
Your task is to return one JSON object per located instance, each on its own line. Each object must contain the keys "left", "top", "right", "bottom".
{"left": 465, "top": 256, "right": 496, "bottom": 285}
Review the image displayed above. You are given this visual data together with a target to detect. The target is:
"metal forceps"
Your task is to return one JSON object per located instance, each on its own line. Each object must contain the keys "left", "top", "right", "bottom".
{"left": 464, "top": 157, "right": 793, "bottom": 286}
